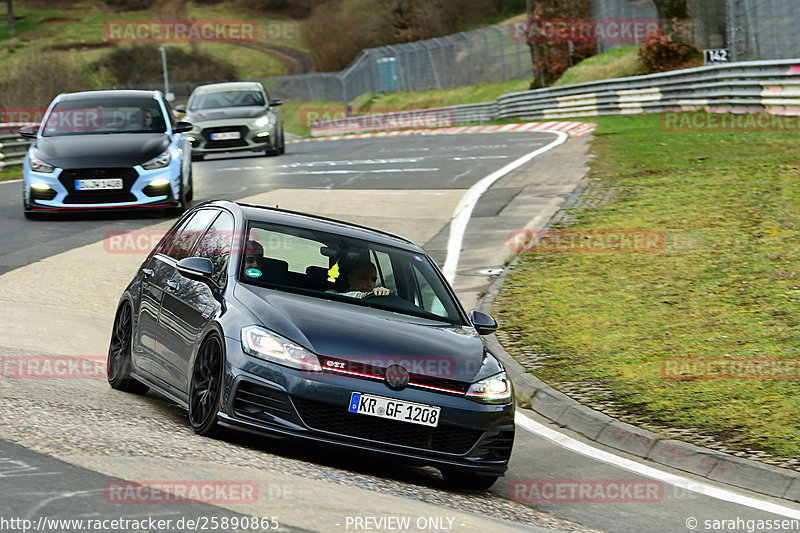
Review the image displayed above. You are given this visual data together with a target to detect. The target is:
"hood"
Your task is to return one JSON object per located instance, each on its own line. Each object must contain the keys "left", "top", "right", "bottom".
{"left": 185, "top": 106, "right": 266, "bottom": 122}
{"left": 235, "top": 285, "right": 495, "bottom": 384}
{"left": 34, "top": 134, "right": 170, "bottom": 169}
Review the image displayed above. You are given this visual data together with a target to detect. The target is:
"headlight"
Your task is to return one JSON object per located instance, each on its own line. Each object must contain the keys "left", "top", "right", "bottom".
{"left": 30, "top": 157, "right": 55, "bottom": 173}
{"left": 141, "top": 150, "right": 171, "bottom": 170}
{"left": 241, "top": 326, "right": 321, "bottom": 371}
{"left": 253, "top": 115, "right": 270, "bottom": 128}
{"left": 466, "top": 372, "right": 512, "bottom": 404}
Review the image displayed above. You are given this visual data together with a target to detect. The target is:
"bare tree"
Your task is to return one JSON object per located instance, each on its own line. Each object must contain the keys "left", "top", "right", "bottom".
{"left": 7, "top": 0, "right": 14, "bottom": 36}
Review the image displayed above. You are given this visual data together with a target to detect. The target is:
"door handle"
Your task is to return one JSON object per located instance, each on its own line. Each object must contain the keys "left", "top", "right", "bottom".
{"left": 165, "top": 279, "right": 179, "bottom": 291}
{"left": 142, "top": 268, "right": 154, "bottom": 278}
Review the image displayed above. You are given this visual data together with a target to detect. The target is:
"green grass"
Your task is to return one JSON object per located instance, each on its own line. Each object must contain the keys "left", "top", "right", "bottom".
{"left": 0, "top": 1, "right": 295, "bottom": 83}
{"left": 362, "top": 79, "right": 532, "bottom": 111}
{"left": 0, "top": 166, "right": 22, "bottom": 181}
{"left": 495, "top": 114, "right": 800, "bottom": 458}
{"left": 553, "top": 46, "right": 643, "bottom": 86}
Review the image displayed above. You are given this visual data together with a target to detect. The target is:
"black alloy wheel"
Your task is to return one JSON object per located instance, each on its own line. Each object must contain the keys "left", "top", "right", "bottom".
{"left": 188, "top": 334, "right": 224, "bottom": 437}
{"left": 107, "top": 302, "right": 149, "bottom": 394}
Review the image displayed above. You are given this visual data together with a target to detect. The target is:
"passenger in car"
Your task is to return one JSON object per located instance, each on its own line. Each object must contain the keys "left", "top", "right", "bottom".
{"left": 339, "top": 261, "right": 390, "bottom": 299}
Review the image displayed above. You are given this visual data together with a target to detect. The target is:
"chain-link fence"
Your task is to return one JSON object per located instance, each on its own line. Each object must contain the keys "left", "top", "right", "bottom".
{"left": 259, "top": 23, "right": 533, "bottom": 106}
{"left": 122, "top": 1, "right": 800, "bottom": 107}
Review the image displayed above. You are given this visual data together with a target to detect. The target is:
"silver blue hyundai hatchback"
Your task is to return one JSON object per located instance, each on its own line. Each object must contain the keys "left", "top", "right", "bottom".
{"left": 21, "top": 90, "right": 193, "bottom": 218}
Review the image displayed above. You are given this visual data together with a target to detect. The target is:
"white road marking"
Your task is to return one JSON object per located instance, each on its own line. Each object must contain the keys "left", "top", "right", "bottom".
{"left": 269, "top": 168, "right": 439, "bottom": 176}
{"left": 515, "top": 409, "right": 800, "bottom": 518}
{"left": 1, "top": 179, "right": 22, "bottom": 184}
{"left": 442, "top": 131, "right": 568, "bottom": 282}
{"left": 437, "top": 130, "right": 800, "bottom": 516}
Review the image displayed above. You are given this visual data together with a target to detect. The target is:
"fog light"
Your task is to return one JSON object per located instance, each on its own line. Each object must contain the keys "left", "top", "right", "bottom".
{"left": 187, "top": 136, "right": 196, "bottom": 142}
{"left": 148, "top": 178, "right": 170, "bottom": 187}
{"left": 30, "top": 183, "right": 52, "bottom": 191}
{"left": 256, "top": 132, "right": 270, "bottom": 137}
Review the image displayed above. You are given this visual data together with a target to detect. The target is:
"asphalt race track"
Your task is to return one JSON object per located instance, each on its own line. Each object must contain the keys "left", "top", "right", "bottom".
{"left": 2, "top": 131, "right": 800, "bottom": 532}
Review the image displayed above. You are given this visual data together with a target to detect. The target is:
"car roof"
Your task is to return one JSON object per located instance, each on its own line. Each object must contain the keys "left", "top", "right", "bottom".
{"left": 192, "top": 82, "right": 263, "bottom": 94}
{"left": 59, "top": 90, "right": 159, "bottom": 101}
{"left": 202, "top": 200, "right": 422, "bottom": 252}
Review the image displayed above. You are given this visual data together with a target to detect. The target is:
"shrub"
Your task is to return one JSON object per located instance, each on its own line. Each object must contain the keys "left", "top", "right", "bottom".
{"left": 638, "top": 19, "right": 702, "bottom": 73}
{"left": 94, "top": 44, "right": 238, "bottom": 84}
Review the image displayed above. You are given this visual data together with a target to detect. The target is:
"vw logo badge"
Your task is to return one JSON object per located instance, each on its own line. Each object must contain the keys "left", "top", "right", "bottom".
{"left": 385, "top": 364, "right": 410, "bottom": 391}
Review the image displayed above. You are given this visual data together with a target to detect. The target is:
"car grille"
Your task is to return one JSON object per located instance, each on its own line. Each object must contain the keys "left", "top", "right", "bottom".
{"left": 59, "top": 168, "right": 138, "bottom": 204}
{"left": 292, "top": 397, "right": 483, "bottom": 455}
{"left": 232, "top": 381, "right": 294, "bottom": 420}
{"left": 202, "top": 126, "right": 249, "bottom": 148}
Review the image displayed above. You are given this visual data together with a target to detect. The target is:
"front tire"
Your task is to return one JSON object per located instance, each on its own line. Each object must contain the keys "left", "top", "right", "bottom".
{"left": 184, "top": 169, "right": 194, "bottom": 202}
{"left": 167, "top": 179, "right": 187, "bottom": 216}
{"left": 107, "top": 302, "right": 149, "bottom": 394}
{"left": 188, "top": 334, "right": 224, "bottom": 437}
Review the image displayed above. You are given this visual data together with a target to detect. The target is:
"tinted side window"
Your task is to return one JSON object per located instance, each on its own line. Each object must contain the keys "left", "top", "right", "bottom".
{"left": 195, "top": 211, "right": 235, "bottom": 284}
{"left": 164, "top": 209, "right": 218, "bottom": 261}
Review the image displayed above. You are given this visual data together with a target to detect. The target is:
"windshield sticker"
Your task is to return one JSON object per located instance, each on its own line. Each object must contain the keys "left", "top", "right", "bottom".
{"left": 413, "top": 255, "right": 423, "bottom": 262}
{"left": 245, "top": 268, "right": 262, "bottom": 278}
{"left": 327, "top": 261, "right": 340, "bottom": 283}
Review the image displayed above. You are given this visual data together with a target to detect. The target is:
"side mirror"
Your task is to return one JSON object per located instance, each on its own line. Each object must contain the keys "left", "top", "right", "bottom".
{"left": 470, "top": 310, "right": 497, "bottom": 336}
{"left": 173, "top": 121, "right": 193, "bottom": 134}
{"left": 174, "top": 105, "right": 187, "bottom": 113}
{"left": 177, "top": 257, "right": 214, "bottom": 283}
{"left": 19, "top": 125, "right": 39, "bottom": 139}
{"left": 269, "top": 98, "right": 283, "bottom": 107}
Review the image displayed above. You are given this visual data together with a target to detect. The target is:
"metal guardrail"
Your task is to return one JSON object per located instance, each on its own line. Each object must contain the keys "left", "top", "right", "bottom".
{"left": 311, "top": 59, "right": 800, "bottom": 135}
{"left": 0, "top": 127, "right": 33, "bottom": 170}
{"left": 8, "top": 59, "right": 800, "bottom": 153}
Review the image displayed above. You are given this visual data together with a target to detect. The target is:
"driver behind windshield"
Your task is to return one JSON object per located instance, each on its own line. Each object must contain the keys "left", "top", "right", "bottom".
{"left": 340, "top": 261, "right": 390, "bottom": 299}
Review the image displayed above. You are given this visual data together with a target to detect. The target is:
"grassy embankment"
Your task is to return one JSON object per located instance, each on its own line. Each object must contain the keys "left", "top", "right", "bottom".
{"left": 0, "top": 2, "right": 300, "bottom": 78}
{"left": 495, "top": 114, "right": 800, "bottom": 459}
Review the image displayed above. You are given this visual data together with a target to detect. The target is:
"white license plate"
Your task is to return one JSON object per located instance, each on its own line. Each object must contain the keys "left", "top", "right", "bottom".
{"left": 348, "top": 392, "right": 440, "bottom": 427}
{"left": 75, "top": 179, "right": 123, "bottom": 190}
{"left": 210, "top": 131, "right": 240, "bottom": 141}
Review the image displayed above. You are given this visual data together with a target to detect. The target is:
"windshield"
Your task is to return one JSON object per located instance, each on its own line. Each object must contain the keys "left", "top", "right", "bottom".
{"left": 189, "top": 90, "right": 265, "bottom": 110}
{"left": 239, "top": 222, "right": 464, "bottom": 324}
{"left": 42, "top": 98, "right": 166, "bottom": 136}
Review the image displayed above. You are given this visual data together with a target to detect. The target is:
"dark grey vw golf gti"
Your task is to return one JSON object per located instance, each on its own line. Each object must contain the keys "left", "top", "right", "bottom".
{"left": 108, "top": 200, "right": 514, "bottom": 489}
